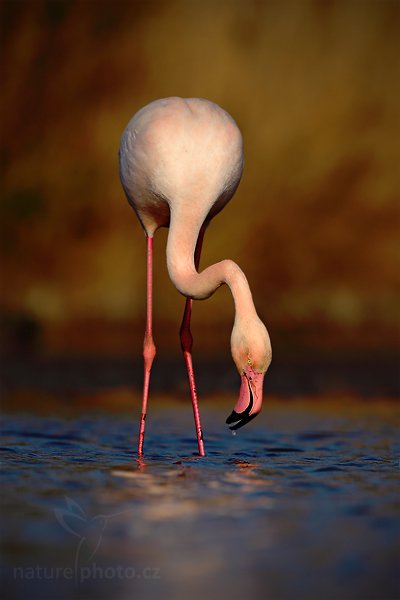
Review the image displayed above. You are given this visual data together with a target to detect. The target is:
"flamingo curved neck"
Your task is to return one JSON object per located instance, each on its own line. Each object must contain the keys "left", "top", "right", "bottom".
{"left": 165, "top": 208, "right": 258, "bottom": 322}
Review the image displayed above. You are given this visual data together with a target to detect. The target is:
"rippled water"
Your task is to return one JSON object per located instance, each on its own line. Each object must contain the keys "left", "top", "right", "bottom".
{"left": 1, "top": 403, "right": 399, "bottom": 600}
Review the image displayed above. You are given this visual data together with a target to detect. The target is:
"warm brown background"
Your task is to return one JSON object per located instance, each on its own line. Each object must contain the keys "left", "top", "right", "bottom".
{"left": 1, "top": 0, "right": 399, "bottom": 371}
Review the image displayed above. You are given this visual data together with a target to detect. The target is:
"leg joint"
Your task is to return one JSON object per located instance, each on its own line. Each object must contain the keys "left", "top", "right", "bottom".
{"left": 143, "top": 334, "right": 156, "bottom": 368}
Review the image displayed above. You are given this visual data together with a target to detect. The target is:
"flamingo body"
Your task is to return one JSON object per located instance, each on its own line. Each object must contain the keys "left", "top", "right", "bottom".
{"left": 119, "top": 97, "right": 243, "bottom": 236}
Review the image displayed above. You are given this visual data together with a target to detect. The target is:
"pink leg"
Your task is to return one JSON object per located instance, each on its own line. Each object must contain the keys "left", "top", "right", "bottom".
{"left": 180, "top": 228, "right": 205, "bottom": 457}
{"left": 138, "top": 235, "right": 156, "bottom": 456}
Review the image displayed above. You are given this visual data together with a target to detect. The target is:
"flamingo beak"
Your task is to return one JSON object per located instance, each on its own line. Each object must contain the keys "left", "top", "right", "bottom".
{"left": 226, "top": 366, "right": 264, "bottom": 430}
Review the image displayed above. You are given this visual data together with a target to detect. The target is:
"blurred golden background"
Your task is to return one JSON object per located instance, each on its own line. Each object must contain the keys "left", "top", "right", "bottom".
{"left": 1, "top": 0, "right": 399, "bottom": 398}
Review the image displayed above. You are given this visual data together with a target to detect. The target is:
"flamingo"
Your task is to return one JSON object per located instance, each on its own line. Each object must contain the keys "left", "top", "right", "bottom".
{"left": 119, "top": 97, "right": 272, "bottom": 457}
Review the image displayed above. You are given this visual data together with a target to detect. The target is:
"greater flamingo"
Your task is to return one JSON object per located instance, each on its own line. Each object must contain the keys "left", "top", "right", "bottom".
{"left": 119, "top": 97, "right": 272, "bottom": 457}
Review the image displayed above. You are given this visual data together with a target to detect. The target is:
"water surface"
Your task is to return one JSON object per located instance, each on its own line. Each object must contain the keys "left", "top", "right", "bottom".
{"left": 1, "top": 402, "right": 399, "bottom": 600}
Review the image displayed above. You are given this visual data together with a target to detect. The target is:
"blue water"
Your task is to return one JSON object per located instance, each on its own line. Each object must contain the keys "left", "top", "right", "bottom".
{"left": 1, "top": 403, "right": 399, "bottom": 600}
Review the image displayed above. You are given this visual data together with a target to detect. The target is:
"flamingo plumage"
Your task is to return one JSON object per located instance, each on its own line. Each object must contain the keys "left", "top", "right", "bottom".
{"left": 119, "top": 97, "right": 272, "bottom": 457}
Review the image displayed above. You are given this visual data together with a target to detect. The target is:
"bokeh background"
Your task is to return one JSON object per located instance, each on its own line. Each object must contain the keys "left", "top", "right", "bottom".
{"left": 1, "top": 0, "right": 399, "bottom": 403}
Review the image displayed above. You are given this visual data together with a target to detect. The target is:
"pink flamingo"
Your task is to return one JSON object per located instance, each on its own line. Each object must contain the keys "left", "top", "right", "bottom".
{"left": 119, "top": 97, "right": 272, "bottom": 457}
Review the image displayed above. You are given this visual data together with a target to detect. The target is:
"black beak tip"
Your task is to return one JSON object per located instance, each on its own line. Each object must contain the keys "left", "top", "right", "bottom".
{"left": 226, "top": 410, "right": 240, "bottom": 425}
{"left": 226, "top": 411, "right": 258, "bottom": 431}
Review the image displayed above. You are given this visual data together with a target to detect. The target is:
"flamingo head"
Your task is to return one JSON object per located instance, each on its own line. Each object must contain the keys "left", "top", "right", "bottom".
{"left": 227, "top": 315, "right": 272, "bottom": 430}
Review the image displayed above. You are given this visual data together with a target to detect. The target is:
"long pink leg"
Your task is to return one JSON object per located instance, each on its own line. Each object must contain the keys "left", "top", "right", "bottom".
{"left": 138, "top": 235, "right": 156, "bottom": 456}
{"left": 180, "top": 228, "right": 206, "bottom": 456}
